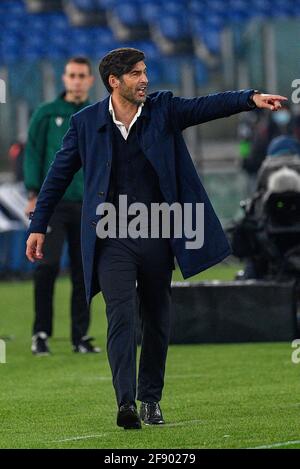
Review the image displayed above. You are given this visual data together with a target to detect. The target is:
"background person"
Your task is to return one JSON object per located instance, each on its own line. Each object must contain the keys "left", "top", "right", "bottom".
{"left": 24, "top": 56, "right": 101, "bottom": 356}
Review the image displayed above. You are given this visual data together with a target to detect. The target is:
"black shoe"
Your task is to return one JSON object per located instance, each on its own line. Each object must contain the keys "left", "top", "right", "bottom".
{"left": 140, "top": 401, "right": 165, "bottom": 425}
{"left": 73, "top": 336, "right": 101, "bottom": 354}
{"left": 31, "top": 332, "right": 50, "bottom": 356}
{"left": 117, "top": 402, "right": 142, "bottom": 430}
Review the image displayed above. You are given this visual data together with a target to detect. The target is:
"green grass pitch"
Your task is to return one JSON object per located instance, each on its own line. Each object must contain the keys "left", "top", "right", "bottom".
{"left": 0, "top": 263, "right": 299, "bottom": 449}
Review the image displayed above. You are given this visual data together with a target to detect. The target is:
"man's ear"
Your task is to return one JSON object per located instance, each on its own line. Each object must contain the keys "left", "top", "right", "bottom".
{"left": 109, "top": 75, "right": 119, "bottom": 90}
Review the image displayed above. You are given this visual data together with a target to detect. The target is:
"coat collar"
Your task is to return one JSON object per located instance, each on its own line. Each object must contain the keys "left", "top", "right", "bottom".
{"left": 97, "top": 95, "right": 150, "bottom": 131}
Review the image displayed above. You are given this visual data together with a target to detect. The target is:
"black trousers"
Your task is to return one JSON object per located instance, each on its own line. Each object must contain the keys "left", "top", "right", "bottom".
{"left": 96, "top": 235, "right": 174, "bottom": 406}
{"left": 32, "top": 201, "right": 89, "bottom": 345}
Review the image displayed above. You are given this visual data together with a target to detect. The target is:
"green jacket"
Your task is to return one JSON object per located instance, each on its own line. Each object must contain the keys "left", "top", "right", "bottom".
{"left": 24, "top": 93, "right": 89, "bottom": 201}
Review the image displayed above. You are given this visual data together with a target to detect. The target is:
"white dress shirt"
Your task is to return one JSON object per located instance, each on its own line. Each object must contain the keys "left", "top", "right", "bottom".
{"left": 109, "top": 96, "right": 144, "bottom": 140}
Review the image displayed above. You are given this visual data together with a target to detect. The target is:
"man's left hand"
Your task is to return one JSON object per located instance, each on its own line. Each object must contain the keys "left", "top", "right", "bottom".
{"left": 252, "top": 93, "right": 288, "bottom": 111}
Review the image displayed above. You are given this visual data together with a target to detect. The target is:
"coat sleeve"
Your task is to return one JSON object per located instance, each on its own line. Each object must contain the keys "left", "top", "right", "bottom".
{"left": 28, "top": 116, "right": 82, "bottom": 234}
{"left": 168, "top": 89, "right": 256, "bottom": 131}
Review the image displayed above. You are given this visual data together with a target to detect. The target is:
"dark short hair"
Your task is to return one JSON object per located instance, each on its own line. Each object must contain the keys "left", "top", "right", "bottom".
{"left": 99, "top": 48, "right": 145, "bottom": 93}
{"left": 65, "top": 56, "right": 92, "bottom": 75}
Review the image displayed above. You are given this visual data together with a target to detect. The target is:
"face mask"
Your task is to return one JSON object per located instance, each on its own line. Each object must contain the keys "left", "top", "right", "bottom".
{"left": 272, "top": 110, "right": 291, "bottom": 126}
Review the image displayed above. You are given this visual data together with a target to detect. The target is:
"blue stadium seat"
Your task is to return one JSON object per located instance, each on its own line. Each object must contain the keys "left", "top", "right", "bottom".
{"left": 0, "top": 34, "right": 22, "bottom": 64}
{"left": 140, "top": 0, "right": 161, "bottom": 23}
{"left": 205, "top": 0, "right": 227, "bottom": 14}
{"left": 188, "top": 0, "right": 204, "bottom": 16}
{"left": 190, "top": 15, "right": 205, "bottom": 35}
{"left": 66, "top": 26, "right": 116, "bottom": 57}
{"left": 1, "top": 0, "right": 25, "bottom": 16}
{"left": 72, "top": 0, "right": 98, "bottom": 11}
{"left": 226, "top": 0, "right": 250, "bottom": 22}
{"left": 248, "top": 0, "right": 272, "bottom": 17}
{"left": 271, "top": 0, "right": 294, "bottom": 16}
{"left": 201, "top": 25, "right": 222, "bottom": 55}
{"left": 205, "top": 12, "right": 226, "bottom": 29}
{"left": 50, "top": 31, "right": 71, "bottom": 50}
{"left": 66, "top": 29, "right": 95, "bottom": 57}
{"left": 3, "top": 15, "right": 24, "bottom": 35}
{"left": 192, "top": 15, "right": 223, "bottom": 55}
{"left": 66, "top": 43, "right": 94, "bottom": 57}
{"left": 48, "top": 13, "right": 70, "bottom": 31}
{"left": 69, "top": 27, "right": 92, "bottom": 47}
{"left": 226, "top": 11, "right": 250, "bottom": 24}
{"left": 157, "top": 15, "right": 190, "bottom": 41}
{"left": 88, "top": 26, "right": 115, "bottom": 46}
{"left": 161, "top": 0, "right": 187, "bottom": 15}
{"left": 95, "top": 0, "right": 116, "bottom": 7}
{"left": 26, "top": 14, "right": 51, "bottom": 34}
{"left": 25, "top": 32, "right": 48, "bottom": 50}
{"left": 44, "top": 45, "right": 69, "bottom": 60}
{"left": 112, "top": 2, "right": 141, "bottom": 27}
{"left": 91, "top": 46, "right": 114, "bottom": 59}
{"left": 87, "top": 27, "right": 118, "bottom": 58}
{"left": 128, "top": 40, "right": 160, "bottom": 60}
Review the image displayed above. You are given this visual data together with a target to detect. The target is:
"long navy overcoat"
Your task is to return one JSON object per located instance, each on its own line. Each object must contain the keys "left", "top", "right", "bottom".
{"left": 29, "top": 89, "right": 255, "bottom": 304}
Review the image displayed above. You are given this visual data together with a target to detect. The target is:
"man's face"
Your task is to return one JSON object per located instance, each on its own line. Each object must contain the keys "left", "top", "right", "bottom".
{"left": 62, "top": 62, "right": 94, "bottom": 101}
{"left": 112, "top": 61, "right": 148, "bottom": 105}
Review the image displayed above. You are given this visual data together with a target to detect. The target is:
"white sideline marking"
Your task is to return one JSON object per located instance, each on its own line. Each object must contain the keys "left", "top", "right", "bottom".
{"left": 55, "top": 433, "right": 108, "bottom": 442}
{"left": 54, "top": 420, "right": 205, "bottom": 443}
{"left": 251, "top": 439, "right": 300, "bottom": 449}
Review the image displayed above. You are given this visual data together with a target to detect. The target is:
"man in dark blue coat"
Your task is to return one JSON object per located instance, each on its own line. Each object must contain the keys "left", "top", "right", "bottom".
{"left": 26, "top": 48, "right": 287, "bottom": 429}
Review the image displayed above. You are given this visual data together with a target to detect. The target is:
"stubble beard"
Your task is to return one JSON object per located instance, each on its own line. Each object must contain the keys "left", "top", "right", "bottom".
{"left": 120, "top": 85, "right": 147, "bottom": 106}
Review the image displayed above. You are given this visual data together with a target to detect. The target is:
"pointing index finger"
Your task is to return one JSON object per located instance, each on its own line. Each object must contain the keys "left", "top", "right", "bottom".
{"left": 267, "top": 95, "right": 288, "bottom": 101}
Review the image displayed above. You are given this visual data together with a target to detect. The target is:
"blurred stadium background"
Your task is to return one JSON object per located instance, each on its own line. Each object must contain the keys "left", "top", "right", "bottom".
{"left": 1, "top": 0, "right": 300, "bottom": 276}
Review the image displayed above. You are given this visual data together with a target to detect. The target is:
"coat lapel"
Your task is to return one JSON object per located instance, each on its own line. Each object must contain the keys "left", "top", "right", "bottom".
{"left": 96, "top": 97, "right": 113, "bottom": 171}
